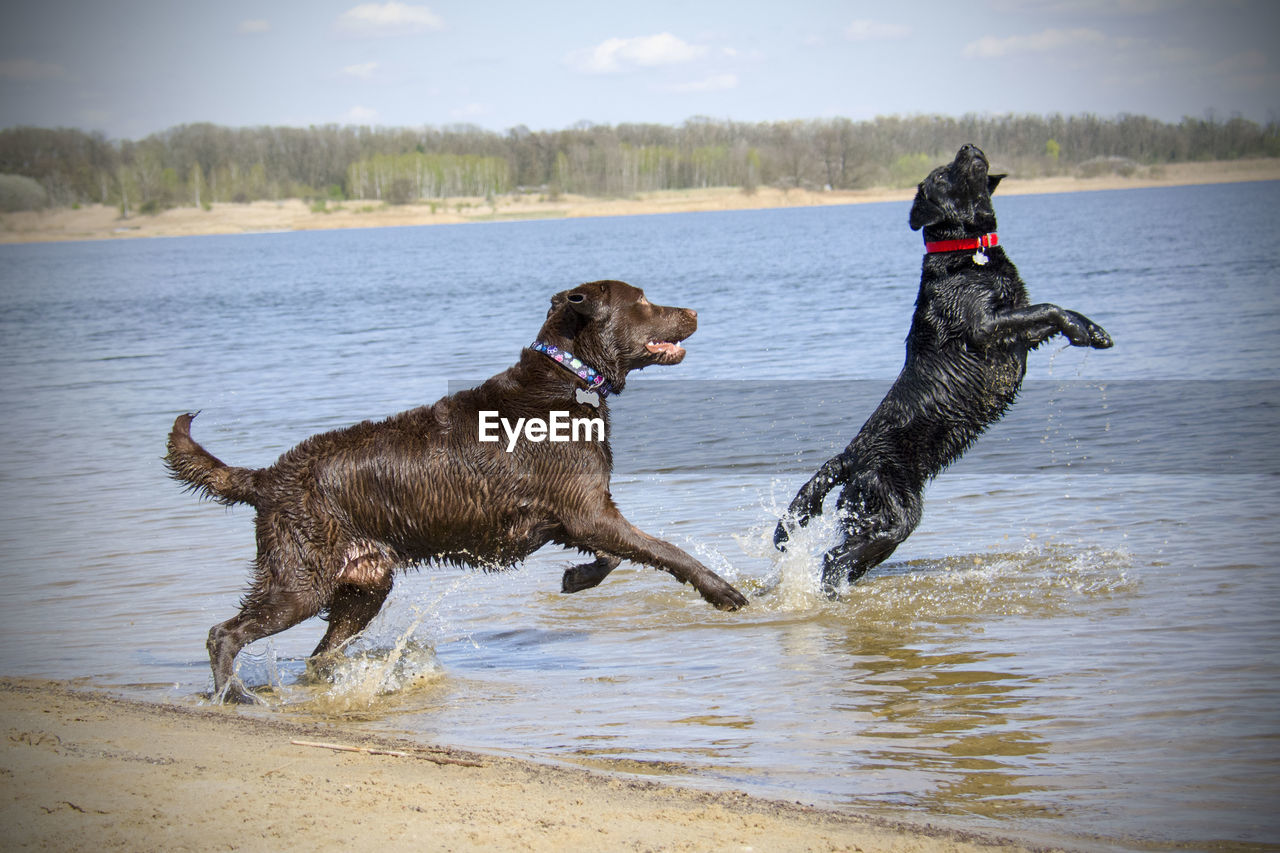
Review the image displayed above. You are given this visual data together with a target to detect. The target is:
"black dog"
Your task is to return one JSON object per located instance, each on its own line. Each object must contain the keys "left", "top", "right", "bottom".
{"left": 167, "top": 280, "right": 748, "bottom": 702}
{"left": 774, "top": 144, "right": 1113, "bottom": 591}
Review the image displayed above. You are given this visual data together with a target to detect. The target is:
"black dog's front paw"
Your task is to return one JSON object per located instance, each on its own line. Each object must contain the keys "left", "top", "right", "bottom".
{"left": 772, "top": 520, "right": 792, "bottom": 550}
{"left": 773, "top": 510, "right": 814, "bottom": 551}
{"left": 1063, "top": 312, "right": 1113, "bottom": 349}
{"left": 775, "top": 490, "right": 824, "bottom": 551}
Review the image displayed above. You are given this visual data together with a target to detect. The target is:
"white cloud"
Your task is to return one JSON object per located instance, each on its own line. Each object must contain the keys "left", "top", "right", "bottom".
{"left": 238, "top": 19, "right": 270, "bottom": 34}
{"left": 668, "top": 73, "right": 739, "bottom": 93}
{"left": 845, "top": 20, "right": 910, "bottom": 41}
{"left": 342, "top": 62, "right": 379, "bottom": 79}
{"left": 337, "top": 3, "right": 444, "bottom": 36}
{"left": 342, "top": 105, "right": 379, "bottom": 123}
{"left": 0, "top": 58, "right": 68, "bottom": 81}
{"left": 963, "top": 28, "right": 1108, "bottom": 58}
{"left": 568, "top": 33, "right": 708, "bottom": 74}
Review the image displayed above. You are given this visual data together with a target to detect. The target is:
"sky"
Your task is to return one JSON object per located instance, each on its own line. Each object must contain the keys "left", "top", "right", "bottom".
{"left": 1, "top": 0, "right": 1277, "bottom": 140}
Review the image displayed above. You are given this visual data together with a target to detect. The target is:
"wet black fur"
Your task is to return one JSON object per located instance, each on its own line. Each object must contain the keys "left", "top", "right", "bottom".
{"left": 167, "top": 280, "right": 747, "bottom": 703}
{"left": 774, "top": 145, "right": 1113, "bottom": 592}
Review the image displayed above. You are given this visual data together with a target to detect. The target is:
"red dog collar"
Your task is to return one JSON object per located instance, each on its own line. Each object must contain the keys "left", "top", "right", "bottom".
{"left": 925, "top": 232, "right": 999, "bottom": 254}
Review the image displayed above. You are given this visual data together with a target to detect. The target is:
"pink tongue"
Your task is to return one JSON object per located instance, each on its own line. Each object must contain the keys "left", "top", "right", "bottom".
{"left": 646, "top": 341, "right": 681, "bottom": 355}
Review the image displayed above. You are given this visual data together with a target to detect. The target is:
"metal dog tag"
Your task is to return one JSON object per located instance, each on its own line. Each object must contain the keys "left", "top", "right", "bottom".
{"left": 575, "top": 388, "right": 600, "bottom": 407}
{"left": 972, "top": 249, "right": 988, "bottom": 265}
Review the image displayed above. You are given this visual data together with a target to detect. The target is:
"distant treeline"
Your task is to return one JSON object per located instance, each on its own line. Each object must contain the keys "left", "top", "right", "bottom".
{"left": 1, "top": 112, "right": 1277, "bottom": 213}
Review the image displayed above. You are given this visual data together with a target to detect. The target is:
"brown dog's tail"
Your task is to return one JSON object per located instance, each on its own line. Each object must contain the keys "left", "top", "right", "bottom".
{"left": 165, "top": 412, "right": 260, "bottom": 507}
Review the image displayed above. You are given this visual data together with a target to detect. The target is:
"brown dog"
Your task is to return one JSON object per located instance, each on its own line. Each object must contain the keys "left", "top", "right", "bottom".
{"left": 167, "top": 280, "right": 747, "bottom": 702}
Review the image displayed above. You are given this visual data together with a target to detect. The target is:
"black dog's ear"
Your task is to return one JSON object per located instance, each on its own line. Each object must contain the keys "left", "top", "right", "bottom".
{"left": 909, "top": 184, "right": 944, "bottom": 231}
{"left": 988, "top": 173, "right": 1006, "bottom": 194}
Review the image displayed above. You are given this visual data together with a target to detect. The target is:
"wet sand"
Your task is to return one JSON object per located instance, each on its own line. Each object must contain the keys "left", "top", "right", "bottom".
{"left": 2, "top": 159, "right": 1276, "bottom": 245}
{"left": 0, "top": 678, "right": 1044, "bottom": 851}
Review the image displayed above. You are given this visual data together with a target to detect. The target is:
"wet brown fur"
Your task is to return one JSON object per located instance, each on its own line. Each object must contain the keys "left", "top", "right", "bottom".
{"left": 166, "top": 280, "right": 747, "bottom": 703}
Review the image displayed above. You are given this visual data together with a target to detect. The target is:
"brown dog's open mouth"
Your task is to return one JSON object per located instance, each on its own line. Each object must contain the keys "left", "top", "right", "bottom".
{"left": 645, "top": 340, "right": 687, "bottom": 363}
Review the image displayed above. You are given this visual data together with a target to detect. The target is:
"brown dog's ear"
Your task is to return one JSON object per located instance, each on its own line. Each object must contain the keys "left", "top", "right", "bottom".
{"left": 565, "top": 290, "right": 598, "bottom": 318}
{"left": 909, "top": 184, "right": 943, "bottom": 231}
{"left": 548, "top": 288, "right": 600, "bottom": 320}
{"left": 988, "top": 173, "right": 1006, "bottom": 194}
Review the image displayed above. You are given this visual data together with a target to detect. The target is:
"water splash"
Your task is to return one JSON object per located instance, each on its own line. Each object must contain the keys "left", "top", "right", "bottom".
{"left": 222, "top": 638, "right": 285, "bottom": 703}
{"left": 314, "top": 634, "right": 443, "bottom": 714}
{"left": 306, "top": 575, "right": 479, "bottom": 711}
{"left": 220, "top": 575, "right": 484, "bottom": 712}
{"left": 738, "top": 482, "right": 1135, "bottom": 623}
{"left": 843, "top": 544, "right": 1137, "bottom": 628}
{"left": 734, "top": 482, "right": 848, "bottom": 610}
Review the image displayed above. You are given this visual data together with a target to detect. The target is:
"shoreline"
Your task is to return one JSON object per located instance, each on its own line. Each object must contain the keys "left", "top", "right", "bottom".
{"left": 2, "top": 158, "right": 1276, "bottom": 245}
{"left": 0, "top": 677, "right": 1047, "bottom": 852}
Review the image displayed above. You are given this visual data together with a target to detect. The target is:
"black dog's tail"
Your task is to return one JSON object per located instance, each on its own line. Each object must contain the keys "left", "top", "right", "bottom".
{"left": 165, "top": 412, "right": 260, "bottom": 507}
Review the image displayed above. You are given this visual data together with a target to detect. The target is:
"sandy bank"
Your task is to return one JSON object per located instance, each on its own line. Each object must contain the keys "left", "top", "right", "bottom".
{"left": 0, "top": 678, "right": 1044, "bottom": 852}
{"left": 2, "top": 159, "right": 1276, "bottom": 245}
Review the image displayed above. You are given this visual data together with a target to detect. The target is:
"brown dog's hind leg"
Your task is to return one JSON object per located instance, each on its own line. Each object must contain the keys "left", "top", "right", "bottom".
{"left": 207, "top": 588, "right": 320, "bottom": 703}
{"left": 312, "top": 579, "right": 394, "bottom": 658}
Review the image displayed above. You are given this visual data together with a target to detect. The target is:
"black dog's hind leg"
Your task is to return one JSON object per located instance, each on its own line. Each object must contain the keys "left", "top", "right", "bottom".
{"left": 820, "top": 479, "right": 922, "bottom": 593}
{"left": 562, "top": 552, "right": 622, "bottom": 593}
{"left": 820, "top": 535, "right": 903, "bottom": 593}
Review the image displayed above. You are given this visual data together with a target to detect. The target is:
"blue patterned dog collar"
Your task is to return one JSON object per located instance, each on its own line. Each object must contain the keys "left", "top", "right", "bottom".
{"left": 530, "top": 341, "right": 615, "bottom": 397}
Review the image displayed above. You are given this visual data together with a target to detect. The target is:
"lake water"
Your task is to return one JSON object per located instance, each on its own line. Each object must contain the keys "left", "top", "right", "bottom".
{"left": 1, "top": 182, "right": 1278, "bottom": 851}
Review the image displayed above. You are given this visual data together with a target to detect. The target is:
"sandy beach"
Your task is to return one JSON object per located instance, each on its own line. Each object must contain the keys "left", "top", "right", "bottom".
{"left": 2, "top": 158, "right": 1276, "bottom": 245}
{"left": 0, "top": 678, "right": 1046, "bottom": 852}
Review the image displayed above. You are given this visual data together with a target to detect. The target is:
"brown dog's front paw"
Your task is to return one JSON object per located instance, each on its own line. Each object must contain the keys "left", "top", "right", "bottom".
{"left": 1088, "top": 324, "right": 1113, "bottom": 349}
{"left": 700, "top": 576, "right": 748, "bottom": 611}
{"left": 561, "top": 564, "right": 605, "bottom": 593}
{"left": 561, "top": 554, "right": 621, "bottom": 594}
